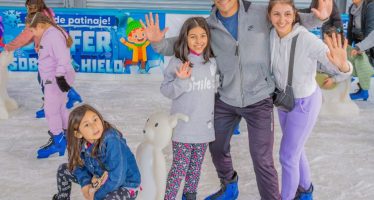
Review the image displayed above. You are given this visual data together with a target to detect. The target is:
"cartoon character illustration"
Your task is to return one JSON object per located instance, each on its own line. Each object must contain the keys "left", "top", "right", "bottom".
{"left": 120, "top": 17, "right": 150, "bottom": 73}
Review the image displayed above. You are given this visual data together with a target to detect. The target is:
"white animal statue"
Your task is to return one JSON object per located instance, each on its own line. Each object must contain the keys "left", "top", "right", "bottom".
{"left": 136, "top": 112, "right": 189, "bottom": 200}
{"left": 317, "top": 74, "right": 359, "bottom": 116}
{"left": 0, "top": 50, "right": 18, "bottom": 119}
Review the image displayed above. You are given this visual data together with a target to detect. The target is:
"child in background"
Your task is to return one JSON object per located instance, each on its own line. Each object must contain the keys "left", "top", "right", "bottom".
{"left": 318, "top": 26, "right": 374, "bottom": 100}
{"left": 26, "top": 12, "right": 75, "bottom": 158}
{"left": 4, "top": 0, "right": 82, "bottom": 118}
{"left": 160, "top": 17, "right": 216, "bottom": 200}
{"left": 53, "top": 104, "right": 140, "bottom": 200}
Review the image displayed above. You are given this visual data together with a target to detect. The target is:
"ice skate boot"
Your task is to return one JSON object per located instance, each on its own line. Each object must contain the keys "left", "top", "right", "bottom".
{"left": 233, "top": 124, "right": 240, "bottom": 135}
{"left": 350, "top": 89, "right": 369, "bottom": 101}
{"left": 37, "top": 131, "right": 66, "bottom": 159}
{"left": 36, "top": 108, "right": 45, "bottom": 118}
{"left": 205, "top": 172, "right": 239, "bottom": 200}
{"left": 35, "top": 97, "right": 45, "bottom": 118}
{"left": 294, "top": 184, "right": 313, "bottom": 200}
{"left": 66, "top": 87, "right": 82, "bottom": 109}
{"left": 182, "top": 192, "right": 197, "bottom": 200}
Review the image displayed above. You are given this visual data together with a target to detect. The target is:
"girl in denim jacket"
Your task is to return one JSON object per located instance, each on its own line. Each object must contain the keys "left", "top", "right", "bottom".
{"left": 53, "top": 104, "right": 141, "bottom": 200}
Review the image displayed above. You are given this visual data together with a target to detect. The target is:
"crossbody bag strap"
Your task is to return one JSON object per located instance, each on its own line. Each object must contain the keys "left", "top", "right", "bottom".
{"left": 287, "top": 34, "right": 299, "bottom": 87}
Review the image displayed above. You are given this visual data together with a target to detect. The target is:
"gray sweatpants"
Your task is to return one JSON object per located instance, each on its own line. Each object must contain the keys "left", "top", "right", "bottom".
{"left": 209, "top": 97, "right": 280, "bottom": 200}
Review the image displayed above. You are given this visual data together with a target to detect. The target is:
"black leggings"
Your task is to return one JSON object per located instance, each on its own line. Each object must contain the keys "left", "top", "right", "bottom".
{"left": 54, "top": 163, "right": 138, "bottom": 200}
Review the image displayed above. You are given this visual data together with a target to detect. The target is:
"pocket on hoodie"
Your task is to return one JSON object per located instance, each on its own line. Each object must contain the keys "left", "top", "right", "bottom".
{"left": 243, "top": 64, "right": 270, "bottom": 95}
{"left": 216, "top": 56, "right": 237, "bottom": 89}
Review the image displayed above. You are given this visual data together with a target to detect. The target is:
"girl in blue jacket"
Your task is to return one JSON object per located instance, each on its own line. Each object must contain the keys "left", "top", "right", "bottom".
{"left": 53, "top": 104, "right": 140, "bottom": 200}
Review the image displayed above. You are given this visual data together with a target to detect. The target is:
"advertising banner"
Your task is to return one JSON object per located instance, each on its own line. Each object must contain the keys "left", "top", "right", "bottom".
{"left": 0, "top": 7, "right": 166, "bottom": 74}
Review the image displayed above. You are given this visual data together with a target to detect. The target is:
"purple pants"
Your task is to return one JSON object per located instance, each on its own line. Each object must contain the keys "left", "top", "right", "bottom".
{"left": 278, "top": 88, "right": 322, "bottom": 200}
{"left": 43, "top": 71, "right": 75, "bottom": 135}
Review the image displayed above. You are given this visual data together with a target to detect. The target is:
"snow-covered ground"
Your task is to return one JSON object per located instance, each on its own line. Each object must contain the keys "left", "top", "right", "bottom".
{"left": 0, "top": 72, "right": 373, "bottom": 200}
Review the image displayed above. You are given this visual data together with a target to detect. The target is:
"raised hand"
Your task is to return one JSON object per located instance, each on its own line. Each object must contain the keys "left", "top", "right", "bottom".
{"left": 175, "top": 61, "right": 192, "bottom": 80}
{"left": 311, "top": 0, "right": 333, "bottom": 21}
{"left": 140, "top": 12, "right": 169, "bottom": 43}
{"left": 324, "top": 32, "right": 350, "bottom": 73}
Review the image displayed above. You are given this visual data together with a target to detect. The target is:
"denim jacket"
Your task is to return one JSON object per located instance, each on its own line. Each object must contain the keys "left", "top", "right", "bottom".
{"left": 73, "top": 128, "right": 141, "bottom": 200}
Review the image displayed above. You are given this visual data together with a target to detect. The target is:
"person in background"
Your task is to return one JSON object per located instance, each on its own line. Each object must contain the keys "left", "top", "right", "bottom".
{"left": 4, "top": 0, "right": 82, "bottom": 118}
{"left": 26, "top": 12, "right": 75, "bottom": 158}
{"left": 320, "top": 26, "right": 374, "bottom": 99}
{"left": 347, "top": 0, "right": 374, "bottom": 100}
{"left": 299, "top": 0, "right": 343, "bottom": 37}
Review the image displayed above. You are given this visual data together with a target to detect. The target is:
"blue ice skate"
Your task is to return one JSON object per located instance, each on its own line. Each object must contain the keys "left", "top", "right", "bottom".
{"left": 350, "top": 89, "right": 369, "bottom": 101}
{"left": 182, "top": 192, "right": 196, "bottom": 200}
{"left": 233, "top": 124, "right": 240, "bottom": 135}
{"left": 205, "top": 172, "right": 239, "bottom": 200}
{"left": 37, "top": 131, "right": 66, "bottom": 159}
{"left": 35, "top": 108, "right": 45, "bottom": 118}
{"left": 295, "top": 184, "right": 313, "bottom": 200}
{"left": 66, "top": 87, "right": 82, "bottom": 109}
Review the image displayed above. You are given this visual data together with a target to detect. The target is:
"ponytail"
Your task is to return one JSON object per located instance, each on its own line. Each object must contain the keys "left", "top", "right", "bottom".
{"left": 26, "top": 12, "right": 72, "bottom": 48}
{"left": 51, "top": 23, "right": 73, "bottom": 48}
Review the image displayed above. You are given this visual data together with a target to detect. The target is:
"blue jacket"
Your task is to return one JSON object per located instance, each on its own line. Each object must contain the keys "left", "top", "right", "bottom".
{"left": 73, "top": 128, "right": 141, "bottom": 200}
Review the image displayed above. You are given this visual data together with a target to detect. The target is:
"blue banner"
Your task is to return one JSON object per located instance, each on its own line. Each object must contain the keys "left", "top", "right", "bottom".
{"left": 0, "top": 7, "right": 165, "bottom": 74}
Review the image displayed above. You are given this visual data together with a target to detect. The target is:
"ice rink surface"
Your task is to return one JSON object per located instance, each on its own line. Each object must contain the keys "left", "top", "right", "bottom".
{"left": 0, "top": 72, "right": 373, "bottom": 200}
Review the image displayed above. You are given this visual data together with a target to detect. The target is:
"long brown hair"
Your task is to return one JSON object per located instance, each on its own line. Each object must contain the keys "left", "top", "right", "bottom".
{"left": 25, "top": 0, "right": 52, "bottom": 17}
{"left": 66, "top": 104, "right": 122, "bottom": 171}
{"left": 174, "top": 17, "right": 214, "bottom": 66}
{"left": 267, "top": 0, "right": 301, "bottom": 26}
{"left": 26, "top": 12, "right": 73, "bottom": 48}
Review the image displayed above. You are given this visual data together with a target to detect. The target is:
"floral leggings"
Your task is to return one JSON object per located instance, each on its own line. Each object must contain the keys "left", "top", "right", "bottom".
{"left": 164, "top": 142, "right": 208, "bottom": 200}
{"left": 54, "top": 163, "right": 138, "bottom": 200}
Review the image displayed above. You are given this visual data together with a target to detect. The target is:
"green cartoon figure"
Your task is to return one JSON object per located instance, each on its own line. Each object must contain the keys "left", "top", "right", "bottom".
{"left": 120, "top": 17, "right": 150, "bottom": 73}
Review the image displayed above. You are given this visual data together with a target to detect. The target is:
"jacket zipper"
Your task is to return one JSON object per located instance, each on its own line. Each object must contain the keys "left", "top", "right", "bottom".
{"left": 236, "top": 14, "right": 244, "bottom": 107}
{"left": 213, "top": 14, "right": 244, "bottom": 106}
{"left": 236, "top": 41, "right": 244, "bottom": 107}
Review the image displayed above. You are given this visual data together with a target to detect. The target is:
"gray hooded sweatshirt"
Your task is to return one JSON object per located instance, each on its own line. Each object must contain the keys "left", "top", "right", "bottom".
{"left": 270, "top": 24, "right": 352, "bottom": 98}
{"left": 160, "top": 54, "right": 217, "bottom": 143}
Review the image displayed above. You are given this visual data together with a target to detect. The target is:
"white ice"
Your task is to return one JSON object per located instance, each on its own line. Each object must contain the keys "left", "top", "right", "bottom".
{"left": 0, "top": 72, "right": 373, "bottom": 200}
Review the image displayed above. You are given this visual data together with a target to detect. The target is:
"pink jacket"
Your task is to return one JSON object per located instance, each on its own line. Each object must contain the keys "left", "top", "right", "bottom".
{"left": 4, "top": 8, "right": 55, "bottom": 51}
{"left": 38, "top": 26, "right": 74, "bottom": 80}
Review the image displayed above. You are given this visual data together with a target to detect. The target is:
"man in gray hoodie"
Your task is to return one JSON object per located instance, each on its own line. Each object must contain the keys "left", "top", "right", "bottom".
{"left": 142, "top": 0, "right": 333, "bottom": 199}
